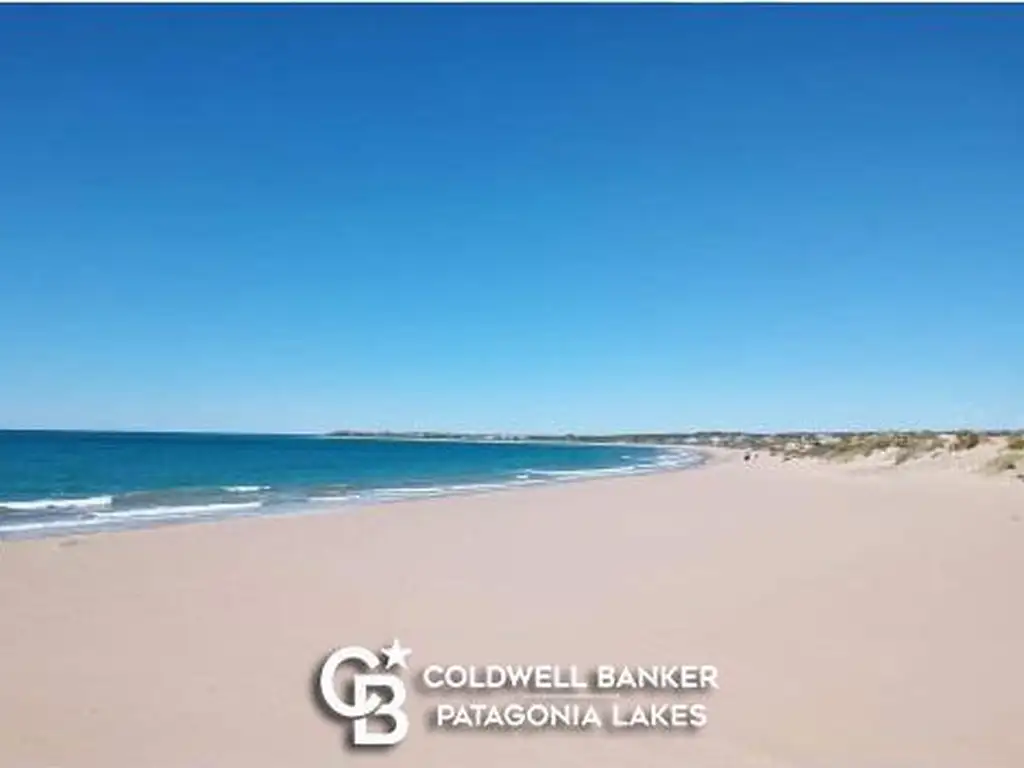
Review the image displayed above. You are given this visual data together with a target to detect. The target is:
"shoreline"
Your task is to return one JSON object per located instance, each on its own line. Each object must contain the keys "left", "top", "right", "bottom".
{"left": 0, "top": 444, "right": 705, "bottom": 542}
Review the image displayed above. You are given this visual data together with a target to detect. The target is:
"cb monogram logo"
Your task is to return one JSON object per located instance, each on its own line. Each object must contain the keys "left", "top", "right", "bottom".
{"left": 318, "top": 640, "right": 412, "bottom": 747}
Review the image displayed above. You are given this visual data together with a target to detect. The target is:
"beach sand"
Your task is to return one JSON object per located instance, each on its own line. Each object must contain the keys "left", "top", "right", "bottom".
{"left": 2, "top": 451, "right": 1022, "bottom": 767}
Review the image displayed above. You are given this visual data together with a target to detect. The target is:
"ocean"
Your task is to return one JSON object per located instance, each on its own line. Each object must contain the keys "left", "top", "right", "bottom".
{"left": 0, "top": 431, "right": 700, "bottom": 539}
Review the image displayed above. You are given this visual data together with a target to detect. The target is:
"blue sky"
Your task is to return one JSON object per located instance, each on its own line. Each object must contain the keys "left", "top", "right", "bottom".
{"left": 1, "top": 6, "right": 1021, "bottom": 434}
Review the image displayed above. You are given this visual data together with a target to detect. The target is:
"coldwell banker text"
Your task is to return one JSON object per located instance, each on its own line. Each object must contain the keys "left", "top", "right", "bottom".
{"left": 318, "top": 642, "right": 719, "bottom": 747}
{"left": 424, "top": 663, "right": 719, "bottom": 730}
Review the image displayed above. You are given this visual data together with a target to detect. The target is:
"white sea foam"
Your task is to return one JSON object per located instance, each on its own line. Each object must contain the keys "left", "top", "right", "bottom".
{"left": 308, "top": 481, "right": 523, "bottom": 506}
{"left": 655, "top": 450, "right": 702, "bottom": 468}
{"left": 0, "top": 517, "right": 112, "bottom": 534}
{"left": 0, "top": 495, "right": 113, "bottom": 511}
{"left": 371, "top": 486, "right": 449, "bottom": 498}
{"left": 222, "top": 485, "right": 270, "bottom": 493}
{"left": 448, "top": 483, "right": 507, "bottom": 492}
{"left": 525, "top": 465, "right": 640, "bottom": 478}
{"left": 97, "top": 501, "right": 263, "bottom": 520}
{"left": 0, "top": 501, "right": 264, "bottom": 536}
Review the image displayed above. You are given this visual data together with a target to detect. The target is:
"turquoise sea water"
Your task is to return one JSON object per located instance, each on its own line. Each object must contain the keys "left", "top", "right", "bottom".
{"left": 0, "top": 431, "right": 699, "bottom": 538}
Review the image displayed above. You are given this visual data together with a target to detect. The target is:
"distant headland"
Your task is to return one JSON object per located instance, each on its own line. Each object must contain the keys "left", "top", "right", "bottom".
{"left": 326, "top": 429, "right": 1024, "bottom": 478}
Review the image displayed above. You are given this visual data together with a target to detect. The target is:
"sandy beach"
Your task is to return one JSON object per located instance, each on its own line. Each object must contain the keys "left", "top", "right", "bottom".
{"left": 2, "top": 450, "right": 1022, "bottom": 767}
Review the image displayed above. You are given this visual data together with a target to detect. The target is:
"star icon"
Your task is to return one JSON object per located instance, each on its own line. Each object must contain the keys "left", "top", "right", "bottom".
{"left": 381, "top": 639, "right": 412, "bottom": 670}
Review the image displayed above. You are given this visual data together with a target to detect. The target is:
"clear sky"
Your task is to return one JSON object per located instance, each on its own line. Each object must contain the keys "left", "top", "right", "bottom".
{"left": 1, "top": 5, "right": 1021, "bottom": 434}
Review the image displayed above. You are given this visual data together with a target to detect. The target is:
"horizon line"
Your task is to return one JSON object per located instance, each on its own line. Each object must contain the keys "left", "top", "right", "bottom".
{"left": 0, "top": 426, "right": 1020, "bottom": 438}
